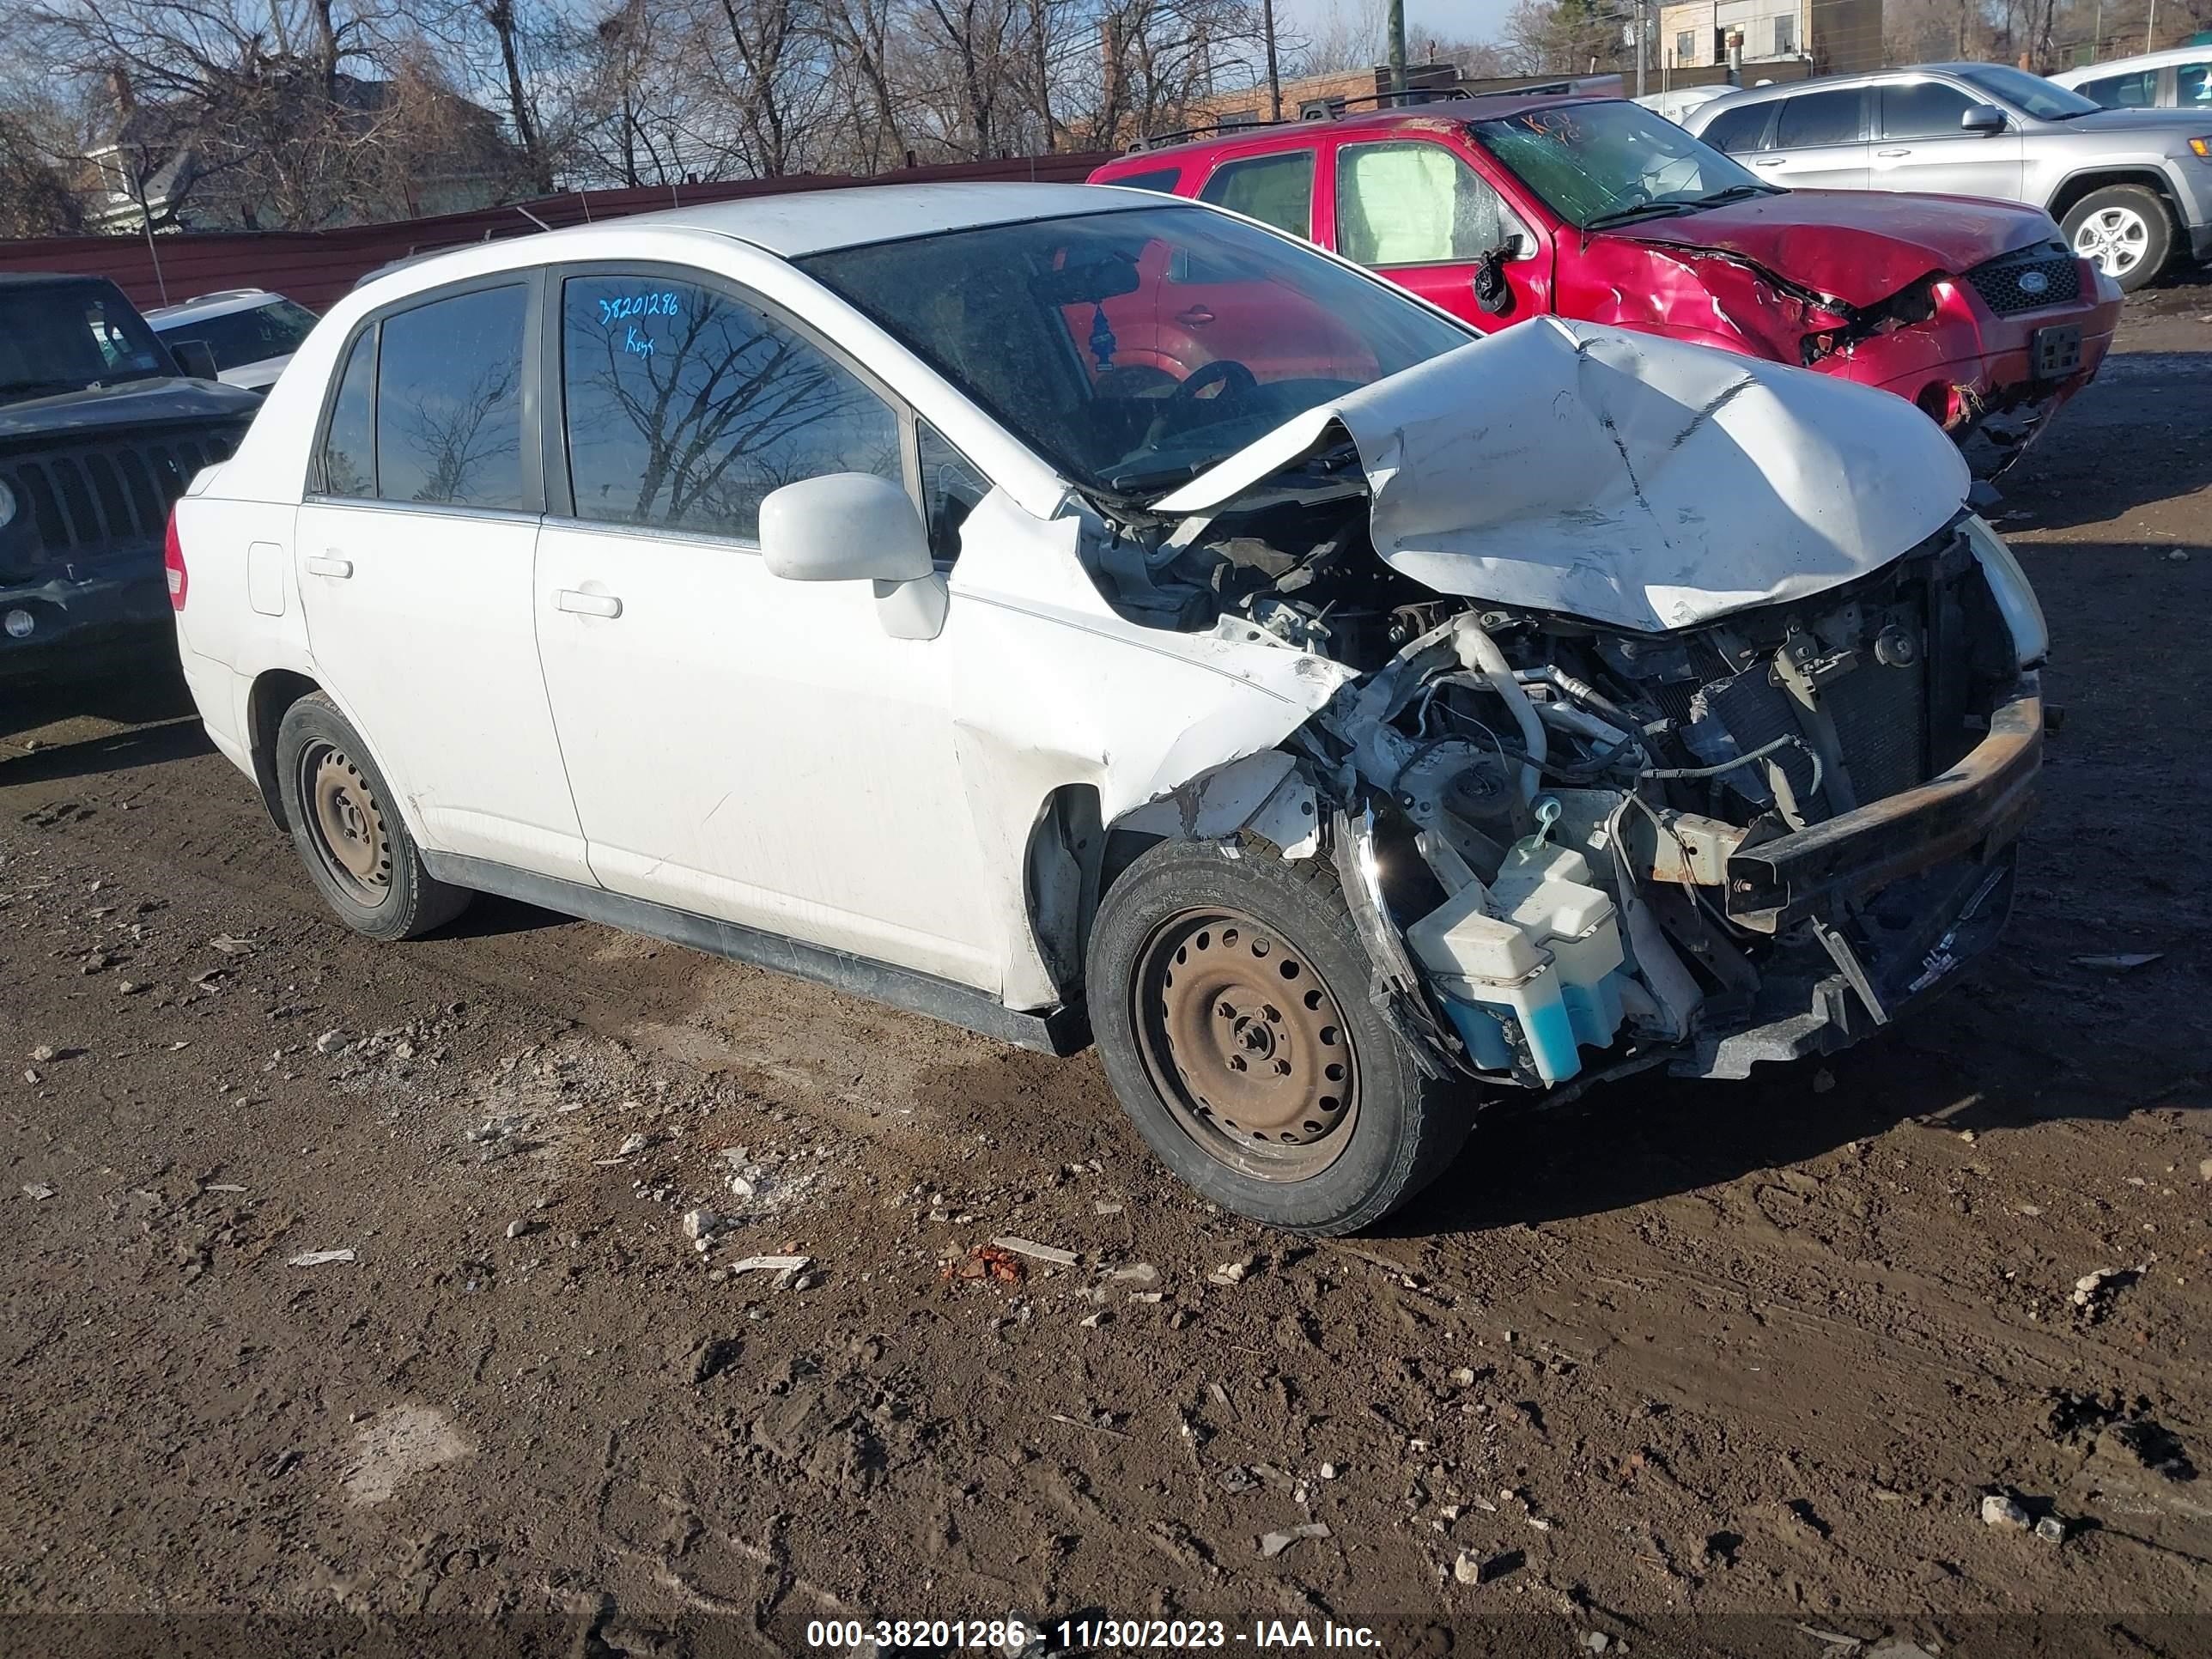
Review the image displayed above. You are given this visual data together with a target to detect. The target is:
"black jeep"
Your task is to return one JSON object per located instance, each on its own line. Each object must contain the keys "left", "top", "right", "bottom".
{"left": 1, "top": 272, "right": 261, "bottom": 686}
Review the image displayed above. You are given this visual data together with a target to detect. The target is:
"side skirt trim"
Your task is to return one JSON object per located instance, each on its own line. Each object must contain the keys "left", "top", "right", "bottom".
{"left": 421, "top": 852, "right": 1091, "bottom": 1057}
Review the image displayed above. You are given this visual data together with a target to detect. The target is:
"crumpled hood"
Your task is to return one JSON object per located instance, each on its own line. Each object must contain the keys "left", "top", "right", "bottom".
{"left": 1153, "top": 317, "right": 1972, "bottom": 634}
{"left": 0, "top": 376, "right": 260, "bottom": 437}
{"left": 1619, "top": 190, "right": 2057, "bottom": 307}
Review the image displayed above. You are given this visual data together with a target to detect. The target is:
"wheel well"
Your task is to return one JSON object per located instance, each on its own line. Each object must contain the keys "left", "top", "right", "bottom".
{"left": 247, "top": 669, "right": 320, "bottom": 831}
{"left": 1023, "top": 784, "right": 1105, "bottom": 1000}
{"left": 2047, "top": 170, "right": 2178, "bottom": 226}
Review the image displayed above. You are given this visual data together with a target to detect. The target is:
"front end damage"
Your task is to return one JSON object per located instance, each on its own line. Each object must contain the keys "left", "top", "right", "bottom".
{"left": 1590, "top": 233, "right": 2120, "bottom": 471}
{"left": 1093, "top": 320, "right": 2045, "bottom": 1096}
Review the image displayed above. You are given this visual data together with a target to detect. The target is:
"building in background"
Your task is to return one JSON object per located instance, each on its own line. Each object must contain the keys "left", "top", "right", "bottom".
{"left": 1657, "top": 0, "right": 1886, "bottom": 78}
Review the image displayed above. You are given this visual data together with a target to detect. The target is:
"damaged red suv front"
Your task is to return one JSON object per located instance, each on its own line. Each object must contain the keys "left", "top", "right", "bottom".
{"left": 1091, "top": 96, "right": 2121, "bottom": 468}
{"left": 1558, "top": 182, "right": 2123, "bottom": 464}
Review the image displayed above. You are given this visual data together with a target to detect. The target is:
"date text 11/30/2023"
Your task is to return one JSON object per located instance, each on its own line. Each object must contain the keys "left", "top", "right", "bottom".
{"left": 802, "top": 1618, "right": 1383, "bottom": 1650}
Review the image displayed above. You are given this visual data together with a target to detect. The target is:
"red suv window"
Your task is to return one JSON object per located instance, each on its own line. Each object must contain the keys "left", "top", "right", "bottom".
{"left": 1197, "top": 151, "right": 1315, "bottom": 238}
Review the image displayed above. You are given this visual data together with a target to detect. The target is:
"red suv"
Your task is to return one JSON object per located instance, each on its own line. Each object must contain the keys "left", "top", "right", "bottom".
{"left": 1090, "top": 95, "right": 2121, "bottom": 463}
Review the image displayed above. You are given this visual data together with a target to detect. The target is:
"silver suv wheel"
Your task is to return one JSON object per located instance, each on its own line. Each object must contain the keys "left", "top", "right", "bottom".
{"left": 2072, "top": 204, "right": 2150, "bottom": 279}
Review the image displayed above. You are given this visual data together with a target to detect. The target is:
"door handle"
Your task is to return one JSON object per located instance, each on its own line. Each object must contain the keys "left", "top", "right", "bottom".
{"left": 1175, "top": 305, "right": 1216, "bottom": 326}
{"left": 1753, "top": 157, "right": 1786, "bottom": 167}
{"left": 556, "top": 588, "right": 623, "bottom": 618}
{"left": 306, "top": 555, "right": 353, "bottom": 579}
{"left": 1876, "top": 147, "right": 1911, "bottom": 157}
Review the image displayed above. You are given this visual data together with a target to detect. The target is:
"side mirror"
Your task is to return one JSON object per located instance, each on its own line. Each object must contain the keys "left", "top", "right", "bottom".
{"left": 1960, "top": 103, "right": 2006, "bottom": 135}
{"left": 171, "top": 337, "right": 219, "bottom": 380}
{"left": 758, "top": 471, "right": 948, "bottom": 641}
{"left": 1474, "top": 237, "right": 1524, "bottom": 317}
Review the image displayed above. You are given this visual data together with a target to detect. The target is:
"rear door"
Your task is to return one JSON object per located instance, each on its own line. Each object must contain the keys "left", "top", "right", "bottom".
{"left": 294, "top": 277, "right": 591, "bottom": 882}
{"left": 1329, "top": 135, "right": 1548, "bottom": 332}
{"left": 1871, "top": 77, "right": 2025, "bottom": 201}
{"left": 1751, "top": 87, "right": 1870, "bottom": 189}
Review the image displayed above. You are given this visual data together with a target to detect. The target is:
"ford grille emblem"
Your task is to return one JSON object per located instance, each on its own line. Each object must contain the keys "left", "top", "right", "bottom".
{"left": 2018, "top": 269, "right": 2049, "bottom": 295}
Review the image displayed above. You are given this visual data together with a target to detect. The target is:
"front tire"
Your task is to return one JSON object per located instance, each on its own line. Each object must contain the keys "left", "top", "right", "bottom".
{"left": 274, "top": 692, "right": 471, "bottom": 941}
{"left": 1085, "top": 836, "right": 1470, "bottom": 1234}
{"left": 2062, "top": 185, "right": 2172, "bottom": 292}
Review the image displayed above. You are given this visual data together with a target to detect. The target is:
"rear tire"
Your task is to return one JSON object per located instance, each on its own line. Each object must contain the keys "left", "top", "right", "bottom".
{"left": 2062, "top": 185, "right": 2172, "bottom": 292}
{"left": 1085, "top": 836, "right": 1470, "bottom": 1235}
{"left": 274, "top": 692, "right": 471, "bottom": 941}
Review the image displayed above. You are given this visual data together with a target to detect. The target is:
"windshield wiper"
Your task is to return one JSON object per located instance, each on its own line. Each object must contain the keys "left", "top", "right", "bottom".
{"left": 1580, "top": 201, "right": 1698, "bottom": 231}
{"left": 1692, "top": 183, "right": 1782, "bottom": 205}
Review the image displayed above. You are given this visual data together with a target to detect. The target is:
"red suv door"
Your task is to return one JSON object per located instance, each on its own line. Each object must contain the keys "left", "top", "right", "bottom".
{"left": 1326, "top": 133, "right": 1553, "bottom": 333}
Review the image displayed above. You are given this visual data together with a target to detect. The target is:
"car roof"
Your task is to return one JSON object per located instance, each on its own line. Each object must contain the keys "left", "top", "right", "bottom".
{"left": 1098, "top": 95, "right": 1618, "bottom": 168}
{"left": 2052, "top": 45, "right": 2211, "bottom": 81}
{"left": 611, "top": 181, "right": 1158, "bottom": 257}
{"left": 1699, "top": 63, "right": 1995, "bottom": 105}
{"left": 145, "top": 289, "right": 285, "bottom": 325}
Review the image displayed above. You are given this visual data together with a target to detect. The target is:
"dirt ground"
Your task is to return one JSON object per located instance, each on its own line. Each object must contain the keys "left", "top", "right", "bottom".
{"left": 4, "top": 279, "right": 2210, "bottom": 1659}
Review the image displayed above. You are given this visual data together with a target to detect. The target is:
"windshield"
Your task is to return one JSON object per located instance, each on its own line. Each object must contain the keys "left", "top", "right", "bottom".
{"left": 1473, "top": 100, "right": 1773, "bottom": 229}
{"left": 1955, "top": 63, "right": 2100, "bottom": 119}
{"left": 153, "top": 297, "right": 319, "bottom": 371}
{"left": 0, "top": 283, "right": 173, "bottom": 401}
{"left": 798, "top": 204, "right": 1471, "bottom": 500}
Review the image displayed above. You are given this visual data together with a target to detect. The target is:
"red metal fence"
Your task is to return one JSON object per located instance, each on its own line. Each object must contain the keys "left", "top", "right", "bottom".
{"left": 0, "top": 151, "right": 1111, "bottom": 313}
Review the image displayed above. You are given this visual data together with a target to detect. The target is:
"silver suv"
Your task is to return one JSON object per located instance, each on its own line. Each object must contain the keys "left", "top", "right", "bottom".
{"left": 1685, "top": 62, "right": 2212, "bottom": 290}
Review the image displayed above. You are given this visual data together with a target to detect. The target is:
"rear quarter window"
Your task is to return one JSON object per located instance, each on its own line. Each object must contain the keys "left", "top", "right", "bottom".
{"left": 1102, "top": 166, "right": 1185, "bottom": 194}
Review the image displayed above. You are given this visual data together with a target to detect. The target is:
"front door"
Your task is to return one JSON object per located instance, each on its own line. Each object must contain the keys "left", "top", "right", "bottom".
{"left": 1871, "top": 80, "right": 2026, "bottom": 201}
{"left": 530, "top": 266, "right": 1000, "bottom": 991}
{"left": 1328, "top": 137, "right": 1549, "bottom": 332}
{"left": 295, "top": 279, "right": 589, "bottom": 882}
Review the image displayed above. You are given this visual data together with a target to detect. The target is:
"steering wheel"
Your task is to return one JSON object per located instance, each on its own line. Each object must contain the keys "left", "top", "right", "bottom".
{"left": 1173, "top": 358, "right": 1258, "bottom": 408}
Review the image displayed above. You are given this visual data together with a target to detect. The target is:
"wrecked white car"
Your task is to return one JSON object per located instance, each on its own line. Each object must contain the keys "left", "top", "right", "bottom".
{"left": 168, "top": 184, "right": 2045, "bottom": 1233}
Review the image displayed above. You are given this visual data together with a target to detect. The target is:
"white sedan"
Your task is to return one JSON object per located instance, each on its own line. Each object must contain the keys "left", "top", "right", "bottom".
{"left": 168, "top": 182, "right": 2047, "bottom": 1233}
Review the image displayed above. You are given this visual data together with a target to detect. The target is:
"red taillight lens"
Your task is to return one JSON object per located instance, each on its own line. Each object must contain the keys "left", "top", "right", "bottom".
{"left": 163, "top": 510, "right": 187, "bottom": 611}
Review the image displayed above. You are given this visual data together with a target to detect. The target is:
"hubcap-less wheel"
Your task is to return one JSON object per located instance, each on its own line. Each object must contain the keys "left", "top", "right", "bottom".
{"left": 2073, "top": 206, "right": 2148, "bottom": 279}
{"left": 300, "top": 738, "right": 392, "bottom": 906}
{"left": 1131, "top": 908, "right": 1358, "bottom": 1182}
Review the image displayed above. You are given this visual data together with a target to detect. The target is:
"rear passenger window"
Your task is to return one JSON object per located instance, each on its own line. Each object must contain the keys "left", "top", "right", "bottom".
{"left": 1700, "top": 102, "right": 1771, "bottom": 154}
{"left": 320, "top": 326, "right": 376, "bottom": 498}
{"left": 560, "top": 273, "right": 900, "bottom": 542}
{"left": 374, "top": 285, "right": 527, "bottom": 510}
{"left": 1775, "top": 89, "right": 1862, "bottom": 148}
{"left": 1879, "top": 81, "right": 1975, "bottom": 137}
{"left": 1199, "top": 152, "right": 1315, "bottom": 239}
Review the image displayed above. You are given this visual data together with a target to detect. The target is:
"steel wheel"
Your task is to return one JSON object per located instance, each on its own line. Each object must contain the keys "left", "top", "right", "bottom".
{"left": 2072, "top": 205, "right": 2149, "bottom": 280}
{"left": 1130, "top": 908, "right": 1358, "bottom": 1182}
{"left": 297, "top": 738, "right": 392, "bottom": 907}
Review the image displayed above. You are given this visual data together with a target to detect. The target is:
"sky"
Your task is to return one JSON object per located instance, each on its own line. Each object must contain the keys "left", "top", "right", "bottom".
{"left": 1275, "top": 0, "right": 1522, "bottom": 62}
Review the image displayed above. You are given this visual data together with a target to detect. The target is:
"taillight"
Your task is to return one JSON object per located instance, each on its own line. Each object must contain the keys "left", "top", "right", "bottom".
{"left": 163, "top": 510, "right": 187, "bottom": 611}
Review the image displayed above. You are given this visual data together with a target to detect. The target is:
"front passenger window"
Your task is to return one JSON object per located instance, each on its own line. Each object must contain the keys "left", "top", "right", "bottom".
{"left": 561, "top": 273, "right": 900, "bottom": 541}
{"left": 1879, "top": 82, "right": 1976, "bottom": 138}
{"left": 1337, "top": 141, "right": 1520, "bottom": 266}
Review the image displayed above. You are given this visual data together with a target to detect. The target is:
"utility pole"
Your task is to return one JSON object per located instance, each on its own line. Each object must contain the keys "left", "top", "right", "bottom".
{"left": 1263, "top": 0, "right": 1282, "bottom": 121}
{"left": 1635, "top": 0, "right": 1648, "bottom": 97}
{"left": 2144, "top": 0, "right": 2157, "bottom": 51}
{"left": 1388, "top": 0, "right": 1407, "bottom": 102}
